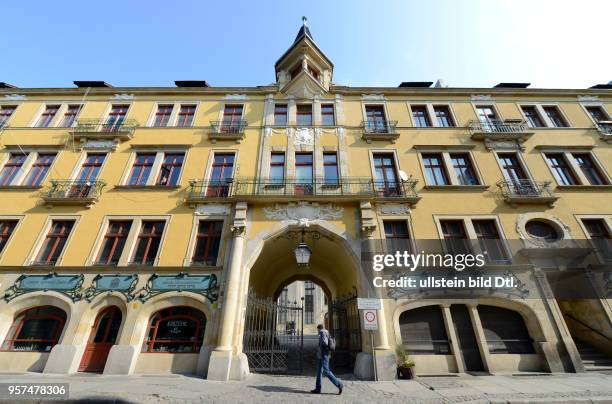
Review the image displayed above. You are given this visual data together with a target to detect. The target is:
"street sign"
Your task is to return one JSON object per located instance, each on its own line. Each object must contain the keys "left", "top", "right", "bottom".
{"left": 362, "top": 309, "right": 378, "bottom": 330}
{"left": 357, "top": 297, "right": 381, "bottom": 310}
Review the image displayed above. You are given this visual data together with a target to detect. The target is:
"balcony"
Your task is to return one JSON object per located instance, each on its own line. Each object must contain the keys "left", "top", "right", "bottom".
{"left": 208, "top": 120, "right": 248, "bottom": 143}
{"left": 596, "top": 121, "right": 612, "bottom": 143}
{"left": 186, "top": 177, "right": 420, "bottom": 205}
{"left": 469, "top": 119, "right": 534, "bottom": 143}
{"left": 71, "top": 119, "right": 138, "bottom": 143}
{"left": 497, "top": 179, "right": 558, "bottom": 207}
{"left": 361, "top": 120, "right": 399, "bottom": 143}
{"left": 41, "top": 179, "right": 106, "bottom": 207}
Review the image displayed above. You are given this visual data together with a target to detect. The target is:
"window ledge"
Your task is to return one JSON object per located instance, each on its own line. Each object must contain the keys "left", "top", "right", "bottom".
{"left": 423, "top": 185, "right": 489, "bottom": 191}
{"left": 0, "top": 185, "right": 43, "bottom": 190}
{"left": 114, "top": 185, "right": 181, "bottom": 191}
{"left": 556, "top": 185, "right": 612, "bottom": 191}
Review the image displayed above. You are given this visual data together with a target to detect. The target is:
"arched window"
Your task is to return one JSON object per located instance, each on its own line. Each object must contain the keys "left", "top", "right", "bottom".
{"left": 478, "top": 305, "right": 534, "bottom": 354}
{"left": 399, "top": 306, "right": 450, "bottom": 355}
{"left": 142, "top": 306, "right": 206, "bottom": 353}
{"left": 1, "top": 306, "right": 66, "bottom": 352}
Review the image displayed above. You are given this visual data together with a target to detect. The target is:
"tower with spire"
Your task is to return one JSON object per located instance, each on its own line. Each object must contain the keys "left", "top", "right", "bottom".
{"left": 274, "top": 17, "right": 334, "bottom": 97}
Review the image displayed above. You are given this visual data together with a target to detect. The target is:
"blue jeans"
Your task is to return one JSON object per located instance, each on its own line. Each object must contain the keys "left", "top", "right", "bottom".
{"left": 315, "top": 355, "right": 342, "bottom": 391}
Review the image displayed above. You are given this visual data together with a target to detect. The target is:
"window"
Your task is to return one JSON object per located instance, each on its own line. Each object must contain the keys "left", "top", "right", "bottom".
{"left": 207, "top": 153, "right": 234, "bottom": 197}
{"left": 573, "top": 153, "right": 607, "bottom": 185}
{"left": 176, "top": 104, "right": 196, "bottom": 127}
{"left": 0, "top": 220, "right": 18, "bottom": 255}
{"left": 475, "top": 105, "right": 498, "bottom": 130}
{"left": 384, "top": 220, "right": 411, "bottom": 254}
{"left": 411, "top": 105, "right": 431, "bottom": 127}
{"left": 131, "top": 221, "right": 165, "bottom": 265}
{"left": 422, "top": 153, "right": 450, "bottom": 185}
{"left": 153, "top": 104, "right": 174, "bottom": 127}
{"left": 450, "top": 153, "right": 479, "bottom": 185}
{"left": 521, "top": 106, "right": 545, "bottom": 128}
{"left": 35, "top": 105, "right": 60, "bottom": 128}
{"left": 440, "top": 219, "right": 471, "bottom": 254}
{"left": 269, "top": 153, "right": 285, "bottom": 183}
{"left": 0, "top": 105, "right": 17, "bottom": 127}
{"left": 274, "top": 104, "right": 287, "bottom": 126}
{"left": 96, "top": 221, "right": 132, "bottom": 265}
{"left": 104, "top": 105, "right": 129, "bottom": 131}
{"left": 76, "top": 154, "right": 105, "bottom": 182}
{"left": 58, "top": 105, "right": 82, "bottom": 127}
{"left": 156, "top": 153, "right": 184, "bottom": 186}
{"left": 34, "top": 220, "right": 75, "bottom": 265}
{"left": 128, "top": 154, "right": 156, "bottom": 186}
{"left": 304, "top": 281, "right": 314, "bottom": 324}
{"left": 472, "top": 219, "right": 508, "bottom": 263}
{"left": 295, "top": 153, "right": 313, "bottom": 195}
{"left": 1, "top": 306, "right": 66, "bottom": 352}
{"left": 525, "top": 220, "right": 560, "bottom": 241}
{"left": 399, "top": 306, "right": 450, "bottom": 355}
{"left": 192, "top": 220, "right": 223, "bottom": 265}
{"left": 143, "top": 307, "right": 206, "bottom": 353}
{"left": 582, "top": 219, "right": 612, "bottom": 261}
{"left": 585, "top": 106, "right": 609, "bottom": 123}
{"left": 498, "top": 153, "right": 528, "bottom": 182}
{"left": 433, "top": 106, "right": 455, "bottom": 127}
{"left": 478, "top": 306, "right": 534, "bottom": 354}
{"left": 543, "top": 106, "right": 568, "bottom": 127}
{"left": 0, "top": 154, "right": 27, "bottom": 186}
{"left": 323, "top": 152, "right": 339, "bottom": 185}
{"left": 365, "top": 105, "right": 388, "bottom": 132}
{"left": 373, "top": 153, "right": 400, "bottom": 196}
{"left": 545, "top": 153, "right": 578, "bottom": 185}
{"left": 22, "top": 154, "right": 55, "bottom": 186}
{"left": 321, "top": 104, "right": 335, "bottom": 126}
{"left": 221, "top": 105, "right": 243, "bottom": 132}
{"left": 296, "top": 104, "right": 312, "bottom": 126}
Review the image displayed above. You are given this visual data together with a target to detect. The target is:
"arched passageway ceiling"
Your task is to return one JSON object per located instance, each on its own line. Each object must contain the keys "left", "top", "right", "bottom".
{"left": 248, "top": 226, "right": 360, "bottom": 298}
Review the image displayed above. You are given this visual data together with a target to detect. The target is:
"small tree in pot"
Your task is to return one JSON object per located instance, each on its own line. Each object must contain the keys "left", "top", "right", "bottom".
{"left": 396, "top": 344, "right": 415, "bottom": 379}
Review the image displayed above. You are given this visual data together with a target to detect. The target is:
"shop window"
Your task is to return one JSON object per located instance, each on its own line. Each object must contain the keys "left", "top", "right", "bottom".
{"left": 142, "top": 306, "right": 206, "bottom": 353}
{"left": 478, "top": 306, "right": 534, "bottom": 354}
{"left": 1, "top": 306, "right": 66, "bottom": 352}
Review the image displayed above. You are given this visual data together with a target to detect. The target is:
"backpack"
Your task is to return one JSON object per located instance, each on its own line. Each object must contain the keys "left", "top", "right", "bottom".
{"left": 327, "top": 335, "right": 336, "bottom": 351}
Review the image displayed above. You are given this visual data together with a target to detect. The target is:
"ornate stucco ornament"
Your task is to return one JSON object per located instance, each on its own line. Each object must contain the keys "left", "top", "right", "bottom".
{"left": 111, "top": 93, "right": 134, "bottom": 100}
{"left": 4, "top": 94, "right": 26, "bottom": 100}
{"left": 263, "top": 201, "right": 343, "bottom": 223}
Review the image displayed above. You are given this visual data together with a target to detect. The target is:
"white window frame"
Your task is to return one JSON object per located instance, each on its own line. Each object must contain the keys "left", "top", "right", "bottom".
{"left": 0, "top": 148, "right": 60, "bottom": 187}
{"left": 415, "top": 147, "right": 484, "bottom": 187}
{"left": 120, "top": 147, "right": 189, "bottom": 187}
{"left": 87, "top": 215, "right": 171, "bottom": 267}
{"left": 538, "top": 147, "right": 611, "bottom": 186}
{"left": 407, "top": 102, "right": 457, "bottom": 128}
{"left": 29, "top": 103, "right": 85, "bottom": 128}
{"left": 146, "top": 102, "right": 200, "bottom": 127}
{"left": 580, "top": 102, "right": 612, "bottom": 125}
{"left": 518, "top": 102, "right": 571, "bottom": 128}
{"left": 434, "top": 215, "right": 512, "bottom": 263}
{"left": 25, "top": 215, "right": 80, "bottom": 266}
{"left": 0, "top": 104, "right": 20, "bottom": 127}
{"left": 183, "top": 216, "right": 228, "bottom": 267}
{"left": 0, "top": 215, "right": 25, "bottom": 261}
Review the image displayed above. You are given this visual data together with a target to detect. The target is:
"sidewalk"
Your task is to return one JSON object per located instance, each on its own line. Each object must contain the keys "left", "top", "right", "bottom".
{"left": 0, "top": 372, "right": 612, "bottom": 403}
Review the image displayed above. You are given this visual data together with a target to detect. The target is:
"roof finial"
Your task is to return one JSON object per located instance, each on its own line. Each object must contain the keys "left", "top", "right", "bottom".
{"left": 302, "top": 16, "right": 307, "bottom": 26}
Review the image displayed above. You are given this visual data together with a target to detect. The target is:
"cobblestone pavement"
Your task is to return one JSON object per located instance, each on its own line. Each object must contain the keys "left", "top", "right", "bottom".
{"left": 1, "top": 372, "right": 612, "bottom": 403}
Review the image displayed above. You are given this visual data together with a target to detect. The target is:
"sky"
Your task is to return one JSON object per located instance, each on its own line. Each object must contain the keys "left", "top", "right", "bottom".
{"left": 3, "top": 0, "right": 611, "bottom": 89}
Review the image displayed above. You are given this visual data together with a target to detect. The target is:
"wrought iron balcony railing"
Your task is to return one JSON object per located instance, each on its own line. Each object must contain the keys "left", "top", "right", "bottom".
{"left": 596, "top": 121, "right": 612, "bottom": 141}
{"left": 469, "top": 119, "right": 533, "bottom": 141}
{"left": 186, "top": 177, "right": 420, "bottom": 204}
{"left": 497, "top": 179, "right": 557, "bottom": 207}
{"left": 71, "top": 119, "right": 138, "bottom": 142}
{"left": 41, "top": 179, "right": 106, "bottom": 206}
{"left": 361, "top": 120, "right": 399, "bottom": 143}
{"left": 210, "top": 120, "right": 248, "bottom": 134}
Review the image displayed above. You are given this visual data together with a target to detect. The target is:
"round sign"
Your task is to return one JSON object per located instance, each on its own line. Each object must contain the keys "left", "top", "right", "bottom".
{"left": 365, "top": 311, "right": 376, "bottom": 322}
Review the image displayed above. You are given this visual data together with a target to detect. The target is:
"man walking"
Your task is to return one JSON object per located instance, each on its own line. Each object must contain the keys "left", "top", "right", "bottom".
{"left": 311, "top": 324, "right": 343, "bottom": 395}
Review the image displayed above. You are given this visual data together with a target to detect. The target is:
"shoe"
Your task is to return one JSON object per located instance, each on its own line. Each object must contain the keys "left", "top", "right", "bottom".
{"left": 338, "top": 386, "right": 343, "bottom": 395}
{"left": 310, "top": 389, "right": 321, "bottom": 394}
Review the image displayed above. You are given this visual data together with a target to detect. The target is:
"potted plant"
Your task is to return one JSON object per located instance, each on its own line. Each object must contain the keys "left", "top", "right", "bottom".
{"left": 396, "top": 345, "right": 415, "bottom": 379}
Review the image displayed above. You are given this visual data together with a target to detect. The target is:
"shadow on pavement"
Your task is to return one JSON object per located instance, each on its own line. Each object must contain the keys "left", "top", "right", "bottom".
{"left": 249, "top": 385, "right": 336, "bottom": 395}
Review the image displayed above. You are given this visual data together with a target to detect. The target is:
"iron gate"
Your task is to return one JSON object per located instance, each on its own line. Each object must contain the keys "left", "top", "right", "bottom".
{"left": 243, "top": 291, "right": 304, "bottom": 373}
{"left": 329, "top": 290, "right": 362, "bottom": 372}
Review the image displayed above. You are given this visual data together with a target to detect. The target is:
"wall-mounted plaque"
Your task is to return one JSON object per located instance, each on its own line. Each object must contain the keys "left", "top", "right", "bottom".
{"left": 137, "top": 272, "right": 218, "bottom": 303}
{"left": 4, "top": 273, "right": 84, "bottom": 302}
{"left": 83, "top": 274, "right": 139, "bottom": 302}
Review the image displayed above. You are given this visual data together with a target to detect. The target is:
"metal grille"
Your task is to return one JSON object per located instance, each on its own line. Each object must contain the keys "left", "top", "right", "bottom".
{"left": 329, "top": 291, "right": 361, "bottom": 372}
{"left": 243, "top": 291, "right": 304, "bottom": 373}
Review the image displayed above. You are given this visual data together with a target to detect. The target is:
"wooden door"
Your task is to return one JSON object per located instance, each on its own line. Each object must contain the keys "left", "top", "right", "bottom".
{"left": 79, "top": 306, "right": 122, "bottom": 373}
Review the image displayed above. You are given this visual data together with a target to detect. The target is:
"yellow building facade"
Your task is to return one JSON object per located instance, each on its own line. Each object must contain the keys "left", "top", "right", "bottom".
{"left": 0, "top": 21, "right": 611, "bottom": 380}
